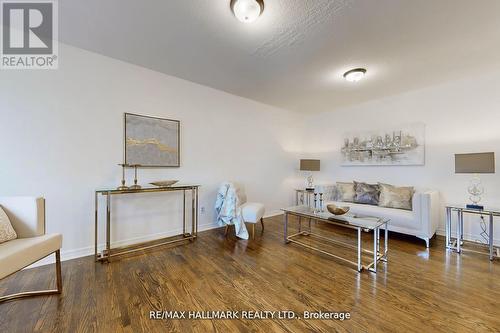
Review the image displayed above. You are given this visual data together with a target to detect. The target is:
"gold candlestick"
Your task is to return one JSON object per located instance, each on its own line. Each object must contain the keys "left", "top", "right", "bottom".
{"left": 129, "top": 164, "right": 142, "bottom": 190}
{"left": 117, "top": 164, "right": 130, "bottom": 190}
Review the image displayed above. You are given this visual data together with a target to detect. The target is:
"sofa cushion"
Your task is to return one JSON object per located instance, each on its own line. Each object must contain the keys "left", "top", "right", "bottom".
{"left": 336, "top": 182, "right": 355, "bottom": 202}
{"left": 0, "top": 233, "right": 62, "bottom": 279}
{"left": 241, "top": 202, "right": 265, "bottom": 223}
{"left": 353, "top": 181, "right": 380, "bottom": 205}
{"left": 378, "top": 183, "right": 415, "bottom": 210}
{"left": 326, "top": 200, "right": 418, "bottom": 231}
{"left": 0, "top": 206, "right": 17, "bottom": 244}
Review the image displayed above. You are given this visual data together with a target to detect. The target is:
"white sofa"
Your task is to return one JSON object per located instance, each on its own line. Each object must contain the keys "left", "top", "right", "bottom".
{"left": 325, "top": 189, "right": 440, "bottom": 247}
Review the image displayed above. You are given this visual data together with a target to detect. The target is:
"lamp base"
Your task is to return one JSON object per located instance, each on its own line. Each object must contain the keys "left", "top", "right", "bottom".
{"left": 466, "top": 204, "right": 484, "bottom": 210}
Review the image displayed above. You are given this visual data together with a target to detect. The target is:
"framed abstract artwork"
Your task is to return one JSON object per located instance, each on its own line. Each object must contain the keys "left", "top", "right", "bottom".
{"left": 124, "top": 113, "right": 180, "bottom": 167}
{"left": 341, "top": 123, "right": 425, "bottom": 166}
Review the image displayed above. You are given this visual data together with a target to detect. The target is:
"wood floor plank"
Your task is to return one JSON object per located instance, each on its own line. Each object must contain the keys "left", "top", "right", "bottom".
{"left": 1, "top": 214, "right": 499, "bottom": 332}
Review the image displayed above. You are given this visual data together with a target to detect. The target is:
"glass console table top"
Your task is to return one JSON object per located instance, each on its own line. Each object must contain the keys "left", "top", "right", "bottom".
{"left": 282, "top": 205, "right": 388, "bottom": 230}
{"left": 446, "top": 204, "right": 500, "bottom": 217}
{"left": 96, "top": 184, "right": 200, "bottom": 194}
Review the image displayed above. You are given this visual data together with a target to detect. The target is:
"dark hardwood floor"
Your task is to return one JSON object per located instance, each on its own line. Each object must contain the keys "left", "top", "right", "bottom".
{"left": 1, "top": 214, "right": 499, "bottom": 333}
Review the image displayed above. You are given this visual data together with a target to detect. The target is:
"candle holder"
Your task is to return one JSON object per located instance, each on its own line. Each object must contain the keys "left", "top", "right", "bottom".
{"left": 313, "top": 193, "right": 318, "bottom": 213}
{"left": 117, "top": 163, "right": 129, "bottom": 190}
{"left": 129, "top": 164, "right": 142, "bottom": 190}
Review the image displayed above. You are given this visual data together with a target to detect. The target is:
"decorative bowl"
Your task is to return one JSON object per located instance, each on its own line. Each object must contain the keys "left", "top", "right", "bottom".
{"left": 327, "top": 204, "right": 350, "bottom": 215}
{"left": 149, "top": 180, "right": 179, "bottom": 187}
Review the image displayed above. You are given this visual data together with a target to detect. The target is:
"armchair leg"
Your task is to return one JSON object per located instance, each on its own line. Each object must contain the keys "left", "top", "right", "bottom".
{"left": 260, "top": 218, "right": 264, "bottom": 231}
{"left": 0, "top": 250, "right": 63, "bottom": 303}
{"left": 55, "top": 250, "right": 62, "bottom": 293}
{"left": 252, "top": 224, "right": 255, "bottom": 240}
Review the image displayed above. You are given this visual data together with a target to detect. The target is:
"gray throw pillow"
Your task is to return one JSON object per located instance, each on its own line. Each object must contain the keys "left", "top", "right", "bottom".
{"left": 336, "top": 182, "right": 355, "bottom": 202}
{"left": 378, "top": 183, "right": 415, "bottom": 210}
{"left": 354, "top": 181, "right": 380, "bottom": 205}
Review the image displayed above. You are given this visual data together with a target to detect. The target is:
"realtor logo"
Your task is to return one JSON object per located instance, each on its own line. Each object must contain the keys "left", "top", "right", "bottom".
{"left": 1, "top": 0, "right": 58, "bottom": 69}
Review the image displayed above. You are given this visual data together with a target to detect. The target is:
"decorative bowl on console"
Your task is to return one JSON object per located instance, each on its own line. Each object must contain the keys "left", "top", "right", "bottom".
{"left": 327, "top": 204, "right": 350, "bottom": 215}
{"left": 149, "top": 180, "right": 179, "bottom": 187}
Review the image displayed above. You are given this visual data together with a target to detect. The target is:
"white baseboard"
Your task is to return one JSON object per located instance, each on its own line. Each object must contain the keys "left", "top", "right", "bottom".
{"left": 264, "top": 210, "right": 283, "bottom": 218}
{"left": 27, "top": 222, "right": 220, "bottom": 269}
{"left": 436, "top": 228, "right": 500, "bottom": 246}
{"left": 26, "top": 213, "right": 284, "bottom": 269}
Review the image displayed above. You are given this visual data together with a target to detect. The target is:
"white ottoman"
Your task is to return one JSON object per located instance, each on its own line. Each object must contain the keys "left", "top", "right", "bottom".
{"left": 241, "top": 202, "right": 265, "bottom": 239}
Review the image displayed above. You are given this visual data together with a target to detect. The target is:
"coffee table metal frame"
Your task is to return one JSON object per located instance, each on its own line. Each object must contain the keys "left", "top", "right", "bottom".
{"left": 282, "top": 206, "right": 389, "bottom": 273}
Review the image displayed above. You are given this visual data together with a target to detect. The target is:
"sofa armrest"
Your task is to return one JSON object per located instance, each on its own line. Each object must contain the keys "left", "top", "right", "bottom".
{"left": 0, "top": 197, "right": 45, "bottom": 238}
{"left": 417, "top": 190, "right": 440, "bottom": 238}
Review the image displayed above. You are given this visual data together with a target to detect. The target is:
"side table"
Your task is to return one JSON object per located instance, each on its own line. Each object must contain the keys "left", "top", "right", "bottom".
{"left": 445, "top": 205, "right": 499, "bottom": 261}
{"left": 295, "top": 189, "right": 315, "bottom": 207}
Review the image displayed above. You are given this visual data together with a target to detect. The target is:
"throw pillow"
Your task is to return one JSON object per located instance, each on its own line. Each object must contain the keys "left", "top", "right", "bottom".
{"left": 0, "top": 206, "right": 17, "bottom": 244}
{"left": 354, "top": 181, "right": 380, "bottom": 205}
{"left": 336, "top": 182, "right": 355, "bottom": 202}
{"left": 322, "top": 185, "right": 338, "bottom": 202}
{"left": 378, "top": 183, "right": 415, "bottom": 210}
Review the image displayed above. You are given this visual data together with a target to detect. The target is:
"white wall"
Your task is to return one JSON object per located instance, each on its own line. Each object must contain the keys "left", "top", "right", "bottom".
{"left": 303, "top": 69, "right": 500, "bottom": 245}
{"left": 2, "top": 42, "right": 499, "bottom": 264}
{"left": 0, "top": 44, "right": 304, "bottom": 262}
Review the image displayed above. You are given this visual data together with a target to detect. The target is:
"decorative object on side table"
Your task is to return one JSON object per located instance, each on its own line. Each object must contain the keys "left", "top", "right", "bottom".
{"left": 129, "top": 164, "right": 142, "bottom": 190}
{"left": 300, "top": 159, "right": 320, "bottom": 190}
{"left": 327, "top": 204, "right": 350, "bottom": 215}
{"left": 150, "top": 180, "right": 179, "bottom": 187}
{"left": 124, "top": 113, "right": 180, "bottom": 167}
{"left": 455, "top": 152, "right": 495, "bottom": 210}
{"left": 117, "top": 163, "right": 129, "bottom": 190}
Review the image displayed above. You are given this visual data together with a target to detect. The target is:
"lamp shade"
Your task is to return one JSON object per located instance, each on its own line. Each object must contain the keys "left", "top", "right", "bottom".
{"left": 300, "top": 159, "right": 320, "bottom": 171}
{"left": 455, "top": 152, "right": 495, "bottom": 174}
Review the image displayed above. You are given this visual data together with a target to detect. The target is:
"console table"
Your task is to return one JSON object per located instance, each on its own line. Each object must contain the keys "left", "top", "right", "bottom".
{"left": 95, "top": 184, "right": 200, "bottom": 262}
{"left": 445, "top": 205, "right": 499, "bottom": 261}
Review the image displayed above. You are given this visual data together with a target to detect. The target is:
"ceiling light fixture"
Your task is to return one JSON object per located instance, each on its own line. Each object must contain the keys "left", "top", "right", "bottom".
{"left": 230, "top": 0, "right": 264, "bottom": 23}
{"left": 343, "top": 68, "right": 367, "bottom": 82}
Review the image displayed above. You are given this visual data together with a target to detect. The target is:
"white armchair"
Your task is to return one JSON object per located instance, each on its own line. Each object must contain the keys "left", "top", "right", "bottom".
{"left": 223, "top": 184, "right": 265, "bottom": 239}
{"left": 0, "top": 197, "right": 62, "bottom": 303}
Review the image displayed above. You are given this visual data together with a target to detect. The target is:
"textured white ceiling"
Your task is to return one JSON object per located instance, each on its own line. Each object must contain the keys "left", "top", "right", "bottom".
{"left": 59, "top": 0, "right": 500, "bottom": 113}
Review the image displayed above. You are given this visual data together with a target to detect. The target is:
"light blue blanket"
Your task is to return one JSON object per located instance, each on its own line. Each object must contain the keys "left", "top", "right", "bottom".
{"left": 215, "top": 182, "right": 249, "bottom": 240}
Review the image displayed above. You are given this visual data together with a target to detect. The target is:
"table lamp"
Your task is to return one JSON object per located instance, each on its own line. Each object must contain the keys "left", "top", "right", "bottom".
{"left": 455, "top": 152, "right": 495, "bottom": 210}
{"left": 300, "top": 159, "right": 320, "bottom": 191}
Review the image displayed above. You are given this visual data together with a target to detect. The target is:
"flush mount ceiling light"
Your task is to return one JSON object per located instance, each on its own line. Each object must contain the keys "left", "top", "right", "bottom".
{"left": 343, "top": 68, "right": 367, "bottom": 82}
{"left": 230, "top": 0, "right": 264, "bottom": 23}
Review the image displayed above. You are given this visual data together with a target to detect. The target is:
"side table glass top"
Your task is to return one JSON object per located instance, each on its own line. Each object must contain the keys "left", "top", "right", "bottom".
{"left": 282, "top": 205, "right": 388, "bottom": 230}
{"left": 446, "top": 204, "right": 500, "bottom": 216}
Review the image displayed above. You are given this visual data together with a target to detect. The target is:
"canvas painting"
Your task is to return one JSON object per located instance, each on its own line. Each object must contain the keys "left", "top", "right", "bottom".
{"left": 124, "top": 113, "right": 180, "bottom": 167}
{"left": 341, "top": 123, "right": 425, "bottom": 166}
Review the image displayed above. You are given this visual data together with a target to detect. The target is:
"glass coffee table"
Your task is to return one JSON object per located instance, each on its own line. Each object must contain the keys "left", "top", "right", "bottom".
{"left": 282, "top": 206, "right": 389, "bottom": 273}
